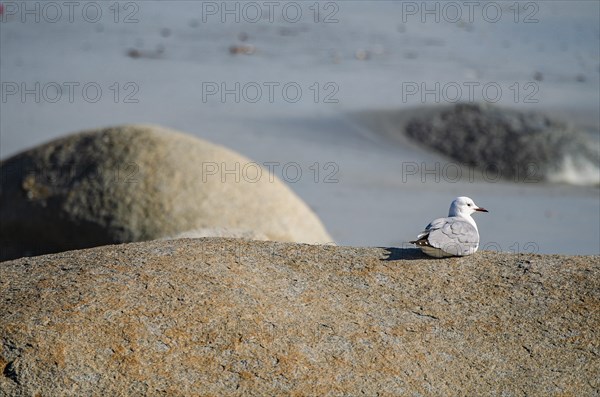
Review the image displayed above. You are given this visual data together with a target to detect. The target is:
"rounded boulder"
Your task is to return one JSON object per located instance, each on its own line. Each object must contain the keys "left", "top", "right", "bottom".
{"left": 0, "top": 125, "right": 332, "bottom": 261}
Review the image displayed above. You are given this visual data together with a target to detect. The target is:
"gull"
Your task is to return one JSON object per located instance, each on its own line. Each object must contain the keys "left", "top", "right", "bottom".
{"left": 410, "top": 196, "right": 488, "bottom": 258}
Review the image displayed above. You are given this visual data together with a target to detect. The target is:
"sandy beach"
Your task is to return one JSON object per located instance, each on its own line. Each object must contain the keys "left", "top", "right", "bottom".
{"left": 1, "top": 1, "right": 598, "bottom": 254}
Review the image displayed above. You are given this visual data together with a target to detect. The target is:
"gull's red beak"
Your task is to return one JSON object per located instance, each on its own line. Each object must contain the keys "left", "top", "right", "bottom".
{"left": 475, "top": 207, "right": 488, "bottom": 212}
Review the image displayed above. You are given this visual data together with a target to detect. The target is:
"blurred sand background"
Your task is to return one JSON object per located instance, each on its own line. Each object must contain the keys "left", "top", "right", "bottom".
{"left": 1, "top": 1, "right": 599, "bottom": 254}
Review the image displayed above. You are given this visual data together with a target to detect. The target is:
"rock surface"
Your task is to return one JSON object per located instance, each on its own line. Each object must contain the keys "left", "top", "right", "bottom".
{"left": 0, "top": 125, "right": 332, "bottom": 261}
{"left": 1, "top": 238, "right": 598, "bottom": 396}
{"left": 404, "top": 103, "right": 599, "bottom": 184}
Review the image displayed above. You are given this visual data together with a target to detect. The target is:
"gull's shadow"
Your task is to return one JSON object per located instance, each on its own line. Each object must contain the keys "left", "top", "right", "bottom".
{"left": 380, "top": 247, "right": 428, "bottom": 261}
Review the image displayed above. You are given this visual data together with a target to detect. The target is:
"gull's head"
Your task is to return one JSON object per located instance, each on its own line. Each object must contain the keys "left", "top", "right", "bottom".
{"left": 449, "top": 196, "right": 488, "bottom": 217}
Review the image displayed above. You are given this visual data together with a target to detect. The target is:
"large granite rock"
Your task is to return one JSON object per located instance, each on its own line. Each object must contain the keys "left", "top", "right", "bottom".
{"left": 0, "top": 125, "right": 332, "bottom": 261}
{"left": 1, "top": 238, "right": 598, "bottom": 396}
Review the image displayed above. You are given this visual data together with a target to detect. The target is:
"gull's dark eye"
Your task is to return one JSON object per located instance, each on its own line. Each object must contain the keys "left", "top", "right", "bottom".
{"left": 467, "top": 203, "right": 472, "bottom": 206}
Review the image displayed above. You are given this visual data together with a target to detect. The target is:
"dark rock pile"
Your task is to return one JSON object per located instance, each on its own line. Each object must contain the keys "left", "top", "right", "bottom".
{"left": 405, "top": 103, "right": 598, "bottom": 182}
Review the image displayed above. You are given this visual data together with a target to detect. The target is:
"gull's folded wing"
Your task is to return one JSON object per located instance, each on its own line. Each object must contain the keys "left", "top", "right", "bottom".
{"left": 426, "top": 217, "right": 480, "bottom": 256}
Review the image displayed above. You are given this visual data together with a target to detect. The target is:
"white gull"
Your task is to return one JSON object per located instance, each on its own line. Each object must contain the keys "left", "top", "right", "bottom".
{"left": 410, "top": 196, "right": 488, "bottom": 258}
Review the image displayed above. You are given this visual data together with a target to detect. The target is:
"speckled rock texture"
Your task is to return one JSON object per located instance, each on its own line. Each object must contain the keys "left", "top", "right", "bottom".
{"left": 0, "top": 125, "right": 332, "bottom": 261}
{"left": 1, "top": 238, "right": 598, "bottom": 396}
{"left": 404, "top": 103, "right": 599, "bottom": 182}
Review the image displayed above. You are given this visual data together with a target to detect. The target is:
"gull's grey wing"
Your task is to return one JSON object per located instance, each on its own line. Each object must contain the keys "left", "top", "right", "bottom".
{"left": 426, "top": 217, "right": 480, "bottom": 256}
{"left": 413, "top": 217, "right": 447, "bottom": 241}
